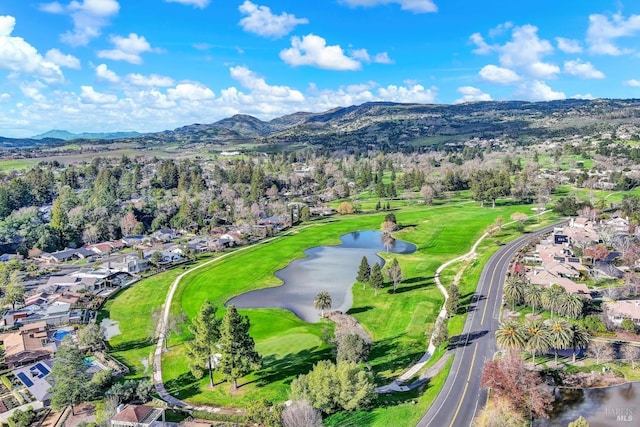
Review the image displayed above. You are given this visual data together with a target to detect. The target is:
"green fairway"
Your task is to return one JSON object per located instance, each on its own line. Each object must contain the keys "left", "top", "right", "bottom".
{"left": 104, "top": 199, "right": 548, "bottom": 417}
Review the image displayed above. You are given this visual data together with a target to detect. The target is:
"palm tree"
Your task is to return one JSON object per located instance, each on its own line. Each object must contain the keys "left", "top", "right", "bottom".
{"left": 495, "top": 321, "right": 526, "bottom": 351}
{"left": 524, "top": 284, "right": 544, "bottom": 315}
{"left": 569, "top": 324, "right": 590, "bottom": 363}
{"left": 524, "top": 319, "right": 550, "bottom": 366}
{"left": 560, "top": 293, "right": 584, "bottom": 319}
{"left": 541, "top": 285, "right": 565, "bottom": 317}
{"left": 547, "top": 319, "right": 572, "bottom": 364}
{"left": 503, "top": 276, "right": 524, "bottom": 311}
{"left": 313, "top": 291, "right": 332, "bottom": 318}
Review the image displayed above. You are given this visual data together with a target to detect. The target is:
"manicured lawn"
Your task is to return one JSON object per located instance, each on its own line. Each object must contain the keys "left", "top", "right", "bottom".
{"left": 105, "top": 199, "right": 551, "bottom": 418}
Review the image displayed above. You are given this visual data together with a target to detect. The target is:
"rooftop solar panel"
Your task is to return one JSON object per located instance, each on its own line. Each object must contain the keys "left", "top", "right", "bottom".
{"left": 16, "top": 372, "right": 33, "bottom": 387}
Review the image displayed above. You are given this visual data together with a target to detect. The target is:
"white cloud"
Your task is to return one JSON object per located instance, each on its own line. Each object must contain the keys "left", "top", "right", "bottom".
{"left": 587, "top": 13, "right": 640, "bottom": 55}
{"left": 40, "top": 0, "right": 120, "bottom": 46}
{"left": 377, "top": 84, "right": 436, "bottom": 103}
{"left": 0, "top": 16, "right": 64, "bottom": 83}
{"left": 479, "top": 65, "right": 520, "bottom": 84}
{"left": 624, "top": 79, "right": 640, "bottom": 87}
{"left": 469, "top": 33, "right": 493, "bottom": 55}
{"left": 21, "top": 82, "right": 46, "bottom": 102}
{"left": 80, "top": 85, "right": 117, "bottom": 103}
{"left": 167, "top": 83, "right": 215, "bottom": 100}
{"left": 499, "top": 25, "right": 557, "bottom": 78}
{"left": 374, "top": 52, "right": 393, "bottom": 64}
{"left": 165, "top": 0, "right": 210, "bottom": 7}
{"left": 45, "top": 48, "right": 81, "bottom": 69}
{"left": 0, "top": 93, "right": 10, "bottom": 103}
{"left": 528, "top": 62, "right": 560, "bottom": 79}
{"left": 340, "top": 0, "right": 437, "bottom": 13}
{"left": 516, "top": 80, "right": 565, "bottom": 101}
{"left": 556, "top": 37, "right": 582, "bottom": 53}
{"left": 572, "top": 93, "right": 594, "bottom": 100}
{"left": 229, "top": 66, "right": 304, "bottom": 102}
{"left": 95, "top": 63, "right": 119, "bottom": 83}
{"left": 563, "top": 59, "right": 605, "bottom": 79}
{"left": 280, "top": 34, "right": 361, "bottom": 70}
{"left": 454, "top": 86, "right": 492, "bottom": 103}
{"left": 97, "top": 33, "right": 160, "bottom": 64}
{"left": 238, "top": 1, "right": 308, "bottom": 38}
{"left": 127, "top": 73, "right": 175, "bottom": 87}
{"left": 488, "top": 22, "right": 513, "bottom": 38}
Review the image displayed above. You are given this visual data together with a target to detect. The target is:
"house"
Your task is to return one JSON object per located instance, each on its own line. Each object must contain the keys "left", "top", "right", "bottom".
{"left": 85, "top": 240, "right": 125, "bottom": 255}
{"left": 526, "top": 270, "right": 592, "bottom": 299}
{"left": 2, "top": 322, "right": 55, "bottom": 368}
{"left": 103, "top": 255, "right": 149, "bottom": 274}
{"left": 111, "top": 405, "right": 168, "bottom": 427}
{"left": 121, "top": 235, "right": 146, "bottom": 247}
{"left": 37, "top": 248, "right": 95, "bottom": 264}
{"left": 12, "top": 360, "right": 54, "bottom": 405}
{"left": 151, "top": 228, "right": 177, "bottom": 242}
{"left": 604, "top": 299, "right": 640, "bottom": 327}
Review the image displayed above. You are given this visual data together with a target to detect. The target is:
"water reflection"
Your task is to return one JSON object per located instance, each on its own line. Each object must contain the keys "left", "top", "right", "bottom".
{"left": 534, "top": 382, "right": 639, "bottom": 426}
{"left": 227, "top": 230, "right": 417, "bottom": 322}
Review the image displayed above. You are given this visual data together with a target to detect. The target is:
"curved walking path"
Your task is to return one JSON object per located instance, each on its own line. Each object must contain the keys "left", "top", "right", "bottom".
{"left": 377, "top": 211, "right": 552, "bottom": 393}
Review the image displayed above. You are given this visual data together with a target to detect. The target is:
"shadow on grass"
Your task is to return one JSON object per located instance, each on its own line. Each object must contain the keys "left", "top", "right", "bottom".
{"left": 348, "top": 305, "right": 374, "bottom": 315}
{"left": 107, "top": 337, "right": 153, "bottom": 352}
{"left": 255, "top": 346, "right": 335, "bottom": 386}
{"left": 164, "top": 372, "right": 201, "bottom": 400}
{"left": 368, "top": 336, "right": 424, "bottom": 381}
{"left": 393, "top": 277, "right": 435, "bottom": 294}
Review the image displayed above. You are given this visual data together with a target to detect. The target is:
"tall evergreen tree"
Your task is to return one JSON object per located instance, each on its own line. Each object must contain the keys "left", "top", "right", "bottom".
{"left": 219, "top": 305, "right": 261, "bottom": 391}
{"left": 50, "top": 336, "right": 90, "bottom": 415}
{"left": 186, "top": 300, "right": 221, "bottom": 387}
{"left": 356, "top": 256, "right": 371, "bottom": 289}
{"left": 370, "top": 263, "right": 384, "bottom": 296}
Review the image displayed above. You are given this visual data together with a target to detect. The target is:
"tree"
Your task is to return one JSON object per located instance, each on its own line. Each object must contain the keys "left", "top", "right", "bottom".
{"left": 480, "top": 353, "right": 553, "bottom": 420}
{"left": 570, "top": 324, "right": 590, "bottom": 363}
{"left": 568, "top": 416, "right": 590, "bottom": 427}
{"left": 247, "top": 398, "right": 282, "bottom": 427}
{"left": 385, "top": 258, "right": 403, "bottom": 292}
{"left": 313, "top": 291, "right": 332, "bottom": 318}
{"left": 7, "top": 407, "right": 36, "bottom": 427}
{"left": 369, "top": 263, "right": 384, "bottom": 296}
{"left": 50, "top": 336, "right": 90, "bottom": 415}
{"left": 381, "top": 232, "right": 395, "bottom": 252}
{"left": 541, "top": 285, "right": 566, "bottom": 317}
{"left": 185, "top": 301, "right": 220, "bottom": 387}
{"left": 218, "top": 305, "right": 261, "bottom": 391}
{"left": 503, "top": 276, "right": 524, "bottom": 311}
{"left": 622, "top": 343, "right": 640, "bottom": 369}
{"left": 432, "top": 318, "right": 449, "bottom": 348}
{"left": 524, "top": 284, "right": 544, "bottom": 315}
{"left": 547, "top": 319, "right": 572, "bottom": 364}
{"left": 621, "top": 318, "right": 637, "bottom": 333}
{"left": 282, "top": 400, "right": 323, "bottom": 427}
{"left": 337, "top": 202, "right": 354, "bottom": 215}
{"left": 473, "top": 397, "right": 527, "bottom": 427}
{"left": 524, "top": 319, "right": 550, "bottom": 366}
{"left": 584, "top": 244, "right": 610, "bottom": 262}
{"left": 356, "top": 256, "right": 371, "bottom": 288}
{"left": 510, "top": 212, "right": 528, "bottom": 232}
{"left": 2, "top": 270, "right": 24, "bottom": 310}
{"left": 445, "top": 283, "right": 460, "bottom": 317}
{"left": 289, "top": 360, "right": 375, "bottom": 414}
{"left": 337, "top": 333, "right": 370, "bottom": 364}
{"left": 77, "top": 323, "right": 104, "bottom": 350}
{"left": 495, "top": 322, "right": 526, "bottom": 351}
{"left": 50, "top": 196, "right": 70, "bottom": 247}
{"left": 587, "top": 340, "right": 614, "bottom": 365}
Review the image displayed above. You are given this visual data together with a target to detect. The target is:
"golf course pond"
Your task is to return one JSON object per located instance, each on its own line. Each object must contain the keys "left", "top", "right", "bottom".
{"left": 227, "top": 230, "right": 417, "bottom": 322}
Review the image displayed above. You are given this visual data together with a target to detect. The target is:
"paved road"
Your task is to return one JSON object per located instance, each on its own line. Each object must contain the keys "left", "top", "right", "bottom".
{"left": 417, "top": 222, "right": 563, "bottom": 427}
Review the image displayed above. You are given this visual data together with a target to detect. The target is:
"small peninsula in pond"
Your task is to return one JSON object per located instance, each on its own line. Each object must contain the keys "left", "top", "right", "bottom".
{"left": 227, "top": 230, "right": 417, "bottom": 322}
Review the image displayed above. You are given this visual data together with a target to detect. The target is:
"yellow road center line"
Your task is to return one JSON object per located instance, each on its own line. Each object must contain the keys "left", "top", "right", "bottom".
{"left": 448, "top": 342, "right": 478, "bottom": 427}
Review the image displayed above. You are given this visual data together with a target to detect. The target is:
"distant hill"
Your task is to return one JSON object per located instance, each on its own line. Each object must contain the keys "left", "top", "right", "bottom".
{"left": 5, "top": 99, "right": 640, "bottom": 150}
{"left": 32, "top": 130, "right": 143, "bottom": 140}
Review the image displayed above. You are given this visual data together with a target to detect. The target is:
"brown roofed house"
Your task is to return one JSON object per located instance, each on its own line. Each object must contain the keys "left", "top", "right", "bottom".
{"left": 110, "top": 404, "right": 167, "bottom": 427}
{"left": 3, "top": 321, "right": 54, "bottom": 368}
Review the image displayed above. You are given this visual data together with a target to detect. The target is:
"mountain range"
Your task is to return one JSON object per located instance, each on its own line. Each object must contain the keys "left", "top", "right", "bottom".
{"left": 6, "top": 99, "right": 640, "bottom": 151}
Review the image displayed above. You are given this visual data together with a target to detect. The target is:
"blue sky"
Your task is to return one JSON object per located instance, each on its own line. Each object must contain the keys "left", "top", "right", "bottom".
{"left": 2, "top": 0, "right": 640, "bottom": 137}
